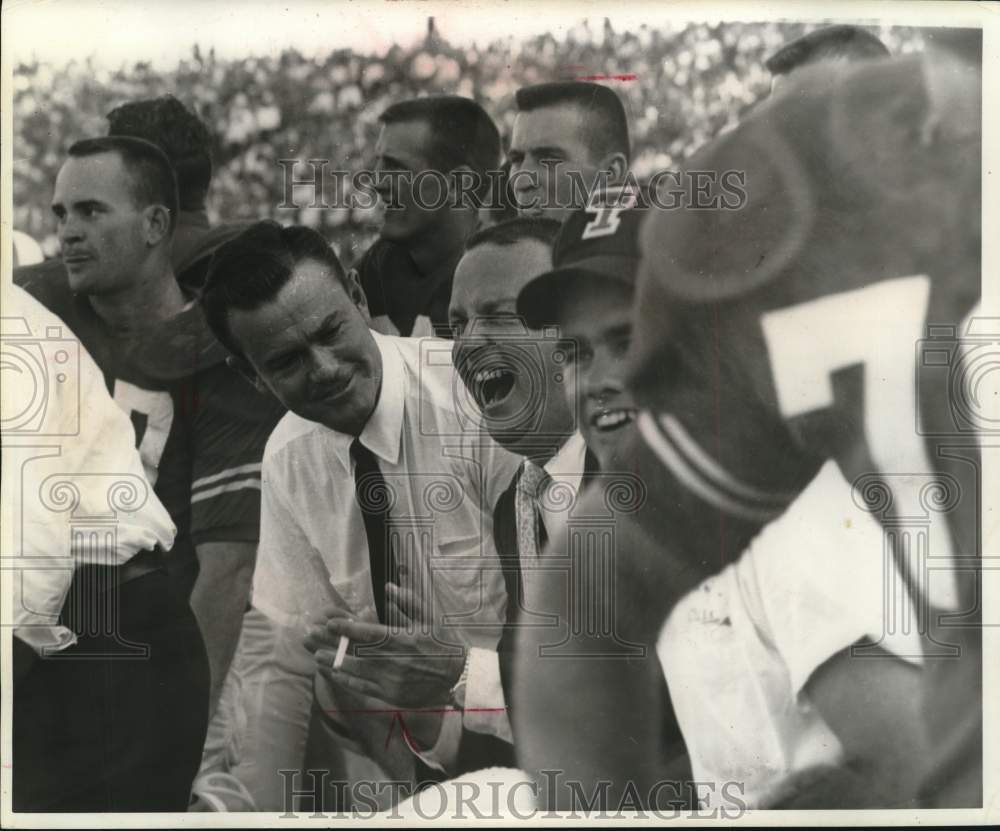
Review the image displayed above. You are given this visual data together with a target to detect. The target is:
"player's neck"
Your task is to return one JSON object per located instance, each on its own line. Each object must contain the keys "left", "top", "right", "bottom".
{"left": 407, "top": 211, "right": 477, "bottom": 282}
{"left": 89, "top": 262, "right": 187, "bottom": 337}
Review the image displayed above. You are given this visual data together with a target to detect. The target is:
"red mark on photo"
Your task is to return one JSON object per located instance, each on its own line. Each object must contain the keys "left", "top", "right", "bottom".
{"left": 322, "top": 705, "right": 508, "bottom": 752}
{"left": 575, "top": 73, "right": 638, "bottom": 82}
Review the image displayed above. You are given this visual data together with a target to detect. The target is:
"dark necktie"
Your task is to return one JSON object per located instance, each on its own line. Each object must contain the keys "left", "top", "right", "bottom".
{"left": 350, "top": 439, "right": 397, "bottom": 623}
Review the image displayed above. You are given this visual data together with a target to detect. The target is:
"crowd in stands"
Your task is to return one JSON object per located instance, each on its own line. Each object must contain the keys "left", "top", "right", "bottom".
{"left": 12, "top": 18, "right": 922, "bottom": 265}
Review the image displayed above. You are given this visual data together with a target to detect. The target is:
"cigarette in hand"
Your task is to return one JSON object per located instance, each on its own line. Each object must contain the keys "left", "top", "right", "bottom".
{"left": 333, "top": 634, "right": 350, "bottom": 669}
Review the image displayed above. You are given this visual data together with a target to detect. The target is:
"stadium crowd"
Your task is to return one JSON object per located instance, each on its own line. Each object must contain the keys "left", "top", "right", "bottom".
{"left": 7, "top": 15, "right": 981, "bottom": 821}
{"left": 12, "top": 18, "right": 923, "bottom": 263}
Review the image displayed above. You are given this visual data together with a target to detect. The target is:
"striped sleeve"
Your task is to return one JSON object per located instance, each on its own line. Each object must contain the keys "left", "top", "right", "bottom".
{"left": 191, "top": 462, "right": 263, "bottom": 505}
{"left": 189, "top": 364, "right": 285, "bottom": 546}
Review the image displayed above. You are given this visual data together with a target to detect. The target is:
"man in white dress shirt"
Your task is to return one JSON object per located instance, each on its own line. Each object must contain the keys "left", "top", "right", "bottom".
{"left": 310, "top": 217, "right": 583, "bottom": 777}
{"left": 199, "top": 221, "right": 519, "bottom": 809}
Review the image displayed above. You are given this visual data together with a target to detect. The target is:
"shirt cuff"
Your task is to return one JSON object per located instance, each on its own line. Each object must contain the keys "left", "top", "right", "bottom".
{"left": 463, "top": 647, "right": 512, "bottom": 744}
{"left": 13, "top": 625, "right": 77, "bottom": 656}
{"left": 410, "top": 707, "right": 465, "bottom": 772}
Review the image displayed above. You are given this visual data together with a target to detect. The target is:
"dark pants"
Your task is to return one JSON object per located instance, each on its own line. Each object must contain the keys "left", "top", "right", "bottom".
{"left": 13, "top": 561, "right": 210, "bottom": 812}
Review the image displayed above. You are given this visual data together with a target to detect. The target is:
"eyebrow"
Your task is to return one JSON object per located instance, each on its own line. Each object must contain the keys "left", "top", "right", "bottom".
{"left": 51, "top": 198, "right": 107, "bottom": 214}
{"left": 473, "top": 297, "right": 519, "bottom": 316}
{"left": 526, "top": 145, "right": 567, "bottom": 158}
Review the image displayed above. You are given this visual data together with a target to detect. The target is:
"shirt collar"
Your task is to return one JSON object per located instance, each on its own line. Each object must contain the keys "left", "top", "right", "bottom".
{"left": 540, "top": 430, "right": 587, "bottom": 494}
{"left": 347, "top": 331, "right": 405, "bottom": 468}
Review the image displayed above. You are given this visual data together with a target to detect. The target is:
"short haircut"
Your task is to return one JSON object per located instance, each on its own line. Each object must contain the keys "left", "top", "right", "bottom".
{"left": 380, "top": 96, "right": 501, "bottom": 199}
{"left": 106, "top": 95, "right": 213, "bottom": 212}
{"left": 202, "top": 220, "right": 348, "bottom": 358}
{"left": 464, "top": 216, "right": 561, "bottom": 253}
{"left": 515, "top": 81, "right": 631, "bottom": 164}
{"left": 765, "top": 25, "right": 890, "bottom": 76}
{"left": 67, "top": 136, "right": 179, "bottom": 235}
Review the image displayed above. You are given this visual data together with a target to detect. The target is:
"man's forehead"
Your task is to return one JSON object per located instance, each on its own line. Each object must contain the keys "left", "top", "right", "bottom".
{"left": 376, "top": 119, "right": 433, "bottom": 158}
{"left": 284, "top": 257, "right": 351, "bottom": 305}
{"left": 231, "top": 264, "right": 345, "bottom": 344}
{"left": 54, "top": 152, "right": 131, "bottom": 198}
{"left": 511, "top": 104, "right": 589, "bottom": 147}
{"left": 455, "top": 239, "right": 552, "bottom": 302}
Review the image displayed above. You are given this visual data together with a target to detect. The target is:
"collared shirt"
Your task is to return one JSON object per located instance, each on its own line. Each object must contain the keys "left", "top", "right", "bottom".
{"left": 657, "top": 460, "right": 922, "bottom": 808}
{"left": 253, "top": 332, "right": 519, "bottom": 645}
{"left": 4, "top": 286, "right": 176, "bottom": 654}
{"left": 534, "top": 430, "right": 587, "bottom": 541}
{"left": 427, "top": 432, "right": 589, "bottom": 764}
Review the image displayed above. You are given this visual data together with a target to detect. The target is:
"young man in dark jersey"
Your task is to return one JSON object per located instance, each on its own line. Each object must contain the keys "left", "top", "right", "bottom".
{"left": 359, "top": 96, "right": 501, "bottom": 337}
{"left": 15, "top": 136, "right": 284, "bottom": 811}
{"left": 14, "top": 94, "right": 248, "bottom": 296}
{"left": 508, "top": 81, "right": 631, "bottom": 222}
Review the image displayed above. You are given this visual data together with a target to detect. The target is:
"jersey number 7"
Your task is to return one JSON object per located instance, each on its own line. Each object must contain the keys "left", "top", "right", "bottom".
{"left": 761, "top": 274, "right": 959, "bottom": 612}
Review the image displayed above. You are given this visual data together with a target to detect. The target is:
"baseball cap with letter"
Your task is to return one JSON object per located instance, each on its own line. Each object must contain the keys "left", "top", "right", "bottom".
{"left": 516, "top": 185, "right": 648, "bottom": 329}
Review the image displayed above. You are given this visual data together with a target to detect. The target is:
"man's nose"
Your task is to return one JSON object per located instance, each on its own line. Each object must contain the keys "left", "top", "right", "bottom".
{"left": 582, "top": 352, "right": 625, "bottom": 401}
{"left": 59, "top": 215, "right": 84, "bottom": 245}
{"left": 509, "top": 164, "right": 539, "bottom": 196}
{"left": 308, "top": 347, "right": 343, "bottom": 383}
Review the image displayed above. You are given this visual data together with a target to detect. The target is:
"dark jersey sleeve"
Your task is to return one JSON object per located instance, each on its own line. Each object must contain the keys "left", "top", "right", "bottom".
{"left": 188, "top": 363, "right": 286, "bottom": 546}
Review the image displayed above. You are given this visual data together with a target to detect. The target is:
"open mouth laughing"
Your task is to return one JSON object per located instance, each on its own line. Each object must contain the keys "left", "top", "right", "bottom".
{"left": 473, "top": 367, "right": 517, "bottom": 409}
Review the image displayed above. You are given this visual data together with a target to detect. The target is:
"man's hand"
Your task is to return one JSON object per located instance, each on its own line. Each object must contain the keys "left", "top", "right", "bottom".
{"left": 305, "top": 613, "right": 465, "bottom": 707}
{"left": 385, "top": 581, "right": 430, "bottom": 629}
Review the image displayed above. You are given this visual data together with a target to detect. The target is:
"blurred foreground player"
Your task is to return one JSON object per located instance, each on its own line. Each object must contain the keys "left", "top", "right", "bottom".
{"left": 518, "top": 193, "right": 929, "bottom": 809}
{"left": 17, "top": 136, "right": 284, "bottom": 809}
{"left": 766, "top": 24, "right": 889, "bottom": 93}
{"left": 515, "top": 45, "right": 983, "bottom": 808}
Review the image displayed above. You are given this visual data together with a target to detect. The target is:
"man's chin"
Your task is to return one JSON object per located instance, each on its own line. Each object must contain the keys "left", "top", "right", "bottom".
{"left": 65, "top": 267, "right": 94, "bottom": 293}
{"left": 583, "top": 422, "right": 638, "bottom": 472}
{"left": 484, "top": 416, "right": 573, "bottom": 461}
{"left": 378, "top": 217, "right": 418, "bottom": 245}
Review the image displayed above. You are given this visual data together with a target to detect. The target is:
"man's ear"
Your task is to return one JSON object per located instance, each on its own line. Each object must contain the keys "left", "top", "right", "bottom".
{"left": 226, "top": 354, "right": 266, "bottom": 392}
{"left": 345, "top": 267, "right": 372, "bottom": 323}
{"left": 601, "top": 153, "right": 630, "bottom": 187}
{"left": 143, "top": 204, "right": 172, "bottom": 247}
